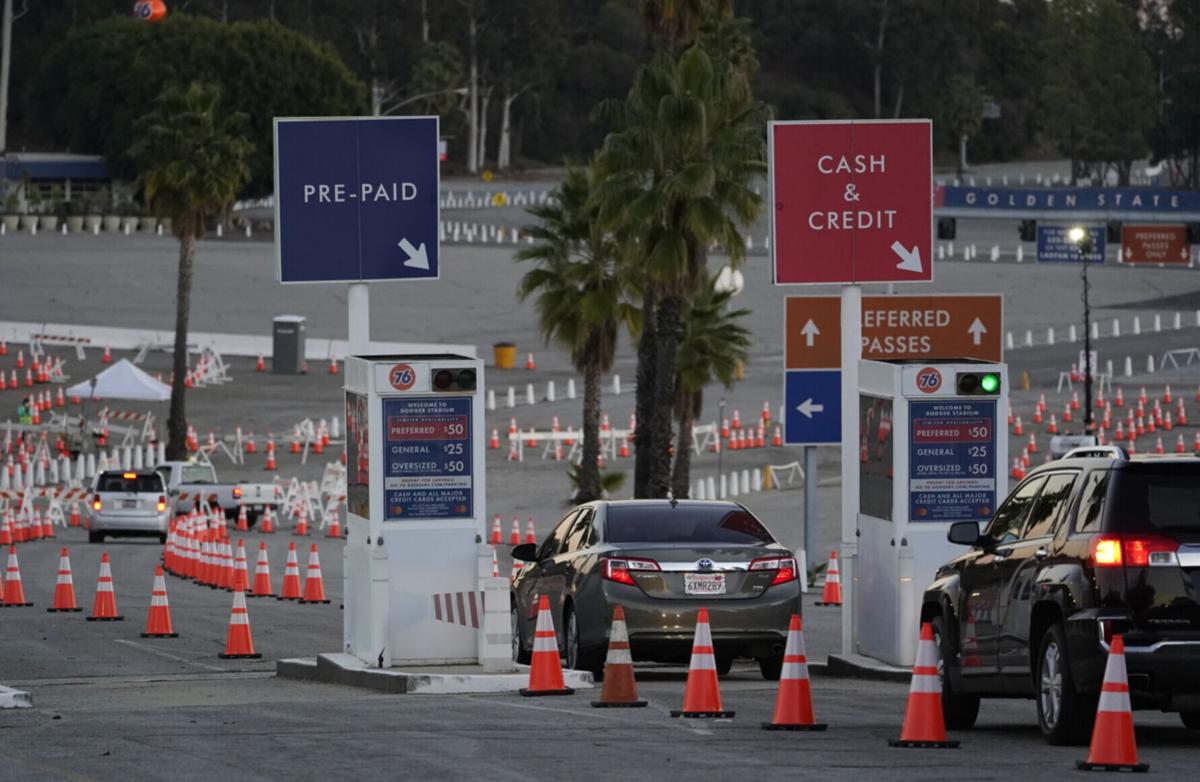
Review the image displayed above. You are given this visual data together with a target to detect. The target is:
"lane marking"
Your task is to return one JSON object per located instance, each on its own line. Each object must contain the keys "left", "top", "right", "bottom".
{"left": 113, "top": 639, "right": 227, "bottom": 672}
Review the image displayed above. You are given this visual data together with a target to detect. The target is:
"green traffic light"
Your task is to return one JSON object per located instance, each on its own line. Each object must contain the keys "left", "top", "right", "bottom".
{"left": 980, "top": 374, "right": 1000, "bottom": 393}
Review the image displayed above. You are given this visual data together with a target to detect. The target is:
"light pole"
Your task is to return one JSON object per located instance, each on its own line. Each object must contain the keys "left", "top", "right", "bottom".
{"left": 1068, "top": 226, "right": 1095, "bottom": 437}
{"left": 717, "top": 397, "right": 727, "bottom": 496}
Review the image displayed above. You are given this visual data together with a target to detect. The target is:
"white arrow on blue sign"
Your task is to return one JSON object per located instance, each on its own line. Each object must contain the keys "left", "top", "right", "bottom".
{"left": 784, "top": 370, "right": 841, "bottom": 445}
{"left": 274, "top": 116, "right": 441, "bottom": 284}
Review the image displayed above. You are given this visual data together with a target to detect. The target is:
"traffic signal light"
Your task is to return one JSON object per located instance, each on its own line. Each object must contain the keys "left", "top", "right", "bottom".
{"left": 957, "top": 371, "right": 1001, "bottom": 395}
{"left": 431, "top": 367, "right": 477, "bottom": 392}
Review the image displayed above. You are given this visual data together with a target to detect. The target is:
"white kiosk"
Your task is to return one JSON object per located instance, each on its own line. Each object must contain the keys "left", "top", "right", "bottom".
{"left": 854, "top": 360, "right": 1008, "bottom": 667}
{"left": 342, "top": 353, "right": 510, "bottom": 670}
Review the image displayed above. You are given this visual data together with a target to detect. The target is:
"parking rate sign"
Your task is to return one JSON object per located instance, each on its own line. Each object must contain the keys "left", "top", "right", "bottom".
{"left": 382, "top": 396, "right": 472, "bottom": 520}
{"left": 274, "top": 116, "right": 440, "bottom": 283}
{"left": 771, "top": 120, "right": 933, "bottom": 285}
{"left": 909, "top": 400, "right": 996, "bottom": 523}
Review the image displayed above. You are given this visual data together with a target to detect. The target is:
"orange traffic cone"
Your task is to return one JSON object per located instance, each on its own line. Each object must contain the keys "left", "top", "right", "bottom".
{"left": 671, "top": 608, "right": 734, "bottom": 718}
{"left": 277, "top": 543, "right": 303, "bottom": 600}
{"left": 489, "top": 428, "right": 500, "bottom": 449}
{"left": 218, "top": 590, "right": 262, "bottom": 659}
{"left": 142, "top": 566, "right": 178, "bottom": 638}
{"left": 509, "top": 516, "right": 521, "bottom": 546}
{"left": 87, "top": 552, "right": 124, "bottom": 621}
{"left": 888, "top": 622, "right": 959, "bottom": 748}
{"left": 591, "top": 606, "right": 647, "bottom": 707}
{"left": 264, "top": 447, "right": 277, "bottom": 472}
{"left": 294, "top": 509, "right": 309, "bottom": 536}
{"left": 236, "top": 504, "right": 249, "bottom": 532}
{"left": 519, "top": 594, "right": 575, "bottom": 696}
{"left": 255, "top": 354, "right": 266, "bottom": 372}
{"left": 490, "top": 514, "right": 502, "bottom": 544}
{"left": 232, "top": 540, "right": 250, "bottom": 592}
{"left": 525, "top": 518, "right": 536, "bottom": 545}
{"left": 250, "top": 542, "right": 274, "bottom": 597}
{"left": 47, "top": 547, "right": 81, "bottom": 612}
{"left": 815, "top": 551, "right": 842, "bottom": 606}
{"left": 762, "top": 614, "right": 826, "bottom": 730}
{"left": 1077, "top": 635, "right": 1148, "bottom": 772}
{"left": 3, "top": 545, "right": 33, "bottom": 607}
{"left": 101, "top": 344, "right": 113, "bottom": 364}
{"left": 525, "top": 352, "right": 536, "bottom": 370}
{"left": 300, "top": 544, "right": 330, "bottom": 604}
{"left": 325, "top": 508, "right": 342, "bottom": 538}
{"left": 260, "top": 506, "right": 275, "bottom": 533}
{"left": 328, "top": 356, "right": 339, "bottom": 375}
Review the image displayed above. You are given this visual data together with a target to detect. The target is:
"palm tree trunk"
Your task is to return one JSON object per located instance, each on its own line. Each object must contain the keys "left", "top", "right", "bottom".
{"left": 165, "top": 231, "right": 195, "bottom": 460}
{"left": 646, "top": 293, "right": 683, "bottom": 498}
{"left": 671, "top": 391, "right": 698, "bottom": 499}
{"left": 633, "top": 288, "right": 657, "bottom": 498}
{"left": 577, "top": 354, "right": 603, "bottom": 502}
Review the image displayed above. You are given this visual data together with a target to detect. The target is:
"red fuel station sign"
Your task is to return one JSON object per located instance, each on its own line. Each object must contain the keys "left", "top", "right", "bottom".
{"left": 771, "top": 120, "right": 933, "bottom": 285}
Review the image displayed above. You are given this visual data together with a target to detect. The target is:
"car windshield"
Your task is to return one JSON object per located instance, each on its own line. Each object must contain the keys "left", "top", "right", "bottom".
{"left": 1111, "top": 467, "right": 1200, "bottom": 534}
{"left": 97, "top": 473, "right": 163, "bottom": 493}
{"left": 605, "top": 505, "right": 775, "bottom": 544}
{"left": 181, "top": 465, "right": 216, "bottom": 483}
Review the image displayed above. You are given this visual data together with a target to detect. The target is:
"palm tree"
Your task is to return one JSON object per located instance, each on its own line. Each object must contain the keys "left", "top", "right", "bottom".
{"left": 593, "top": 40, "right": 768, "bottom": 498}
{"left": 642, "top": 0, "right": 733, "bottom": 50}
{"left": 517, "top": 162, "right": 639, "bottom": 502}
{"left": 128, "top": 82, "right": 253, "bottom": 460}
{"left": 671, "top": 276, "right": 750, "bottom": 498}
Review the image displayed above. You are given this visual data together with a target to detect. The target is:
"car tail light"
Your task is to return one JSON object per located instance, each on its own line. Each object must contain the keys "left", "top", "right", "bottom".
{"left": 92, "top": 494, "right": 102, "bottom": 511}
{"left": 1090, "top": 534, "right": 1179, "bottom": 568}
{"left": 233, "top": 487, "right": 243, "bottom": 499}
{"left": 157, "top": 495, "right": 167, "bottom": 512}
{"left": 601, "top": 557, "right": 659, "bottom": 586}
{"left": 750, "top": 556, "right": 798, "bottom": 586}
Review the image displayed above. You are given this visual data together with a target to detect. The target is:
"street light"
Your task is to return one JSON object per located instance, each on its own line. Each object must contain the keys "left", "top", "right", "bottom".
{"left": 1068, "top": 225, "right": 1095, "bottom": 438}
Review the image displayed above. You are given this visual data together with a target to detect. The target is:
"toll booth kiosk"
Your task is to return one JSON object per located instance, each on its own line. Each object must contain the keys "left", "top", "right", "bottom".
{"left": 854, "top": 360, "right": 1008, "bottom": 667}
{"left": 343, "top": 353, "right": 507, "bottom": 669}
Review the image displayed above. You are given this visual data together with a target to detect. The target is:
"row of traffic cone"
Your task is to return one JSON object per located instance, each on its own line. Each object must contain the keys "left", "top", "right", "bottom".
{"left": 489, "top": 515, "right": 538, "bottom": 546}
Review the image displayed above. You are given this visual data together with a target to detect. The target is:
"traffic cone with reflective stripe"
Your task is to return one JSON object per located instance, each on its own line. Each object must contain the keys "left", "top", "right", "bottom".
{"left": 250, "top": 542, "right": 274, "bottom": 597}
{"left": 259, "top": 506, "right": 275, "bottom": 533}
{"left": 525, "top": 517, "right": 537, "bottom": 545}
{"left": 142, "top": 566, "right": 178, "bottom": 637}
{"left": 87, "top": 552, "right": 124, "bottom": 621}
{"left": 671, "top": 608, "right": 734, "bottom": 717}
{"left": 762, "top": 614, "right": 825, "bottom": 730}
{"left": 232, "top": 540, "right": 250, "bottom": 592}
{"left": 277, "top": 543, "right": 303, "bottom": 600}
{"left": 325, "top": 508, "right": 342, "bottom": 538}
{"left": 1077, "top": 635, "right": 1147, "bottom": 772}
{"left": 815, "top": 551, "right": 842, "bottom": 606}
{"left": 236, "top": 505, "right": 249, "bottom": 532}
{"left": 509, "top": 516, "right": 521, "bottom": 546}
{"left": 490, "top": 514, "right": 502, "bottom": 545}
{"left": 294, "top": 508, "right": 309, "bottom": 536}
{"left": 219, "top": 590, "right": 262, "bottom": 659}
{"left": 519, "top": 594, "right": 575, "bottom": 696}
{"left": 3, "top": 546, "right": 33, "bottom": 607}
{"left": 888, "top": 622, "right": 958, "bottom": 748}
{"left": 300, "top": 544, "right": 330, "bottom": 604}
{"left": 592, "top": 606, "right": 647, "bottom": 708}
{"left": 47, "top": 548, "right": 81, "bottom": 612}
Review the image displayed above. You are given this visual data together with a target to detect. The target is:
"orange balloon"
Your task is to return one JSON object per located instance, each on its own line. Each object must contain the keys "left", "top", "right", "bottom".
{"left": 133, "top": 1, "right": 167, "bottom": 22}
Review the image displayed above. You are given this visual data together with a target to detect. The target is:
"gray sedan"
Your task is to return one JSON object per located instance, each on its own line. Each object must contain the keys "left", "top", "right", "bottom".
{"left": 511, "top": 500, "right": 801, "bottom": 680}
{"left": 87, "top": 470, "right": 171, "bottom": 544}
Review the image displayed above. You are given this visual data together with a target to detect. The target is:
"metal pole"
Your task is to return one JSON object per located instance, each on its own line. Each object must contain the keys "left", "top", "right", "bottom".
{"left": 840, "top": 284, "right": 862, "bottom": 657}
{"left": 348, "top": 283, "right": 370, "bottom": 356}
{"left": 717, "top": 397, "right": 726, "bottom": 491}
{"left": 803, "top": 444, "right": 817, "bottom": 570}
{"left": 1082, "top": 259, "right": 1092, "bottom": 434}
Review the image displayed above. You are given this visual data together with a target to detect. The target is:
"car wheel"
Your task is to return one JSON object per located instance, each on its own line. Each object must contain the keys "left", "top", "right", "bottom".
{"left": 1035, "top": 622, "right": 1095, "bottom": 745}
{"left": 931, "top": 616, "right": 980, "bottom": 730}
{"left": 715, "top": 654, "right": 734, "bottom": 677}
{"left": 758, "top": 654, "right": 783, "bottom": 681}
{"left": 158, "top": 533, "right": 168, "bottom": 545}
{"left": 1180, "top": 712, "right": 1200, "bottom": 729}
{"left": 88, "top": 530, "right": 103, "bottom": 544}
{"left": 511, "top": 603, "right": 531, "bottom": 665}
{"left": 564, "top": 604, "right": 604, "bottom": 679}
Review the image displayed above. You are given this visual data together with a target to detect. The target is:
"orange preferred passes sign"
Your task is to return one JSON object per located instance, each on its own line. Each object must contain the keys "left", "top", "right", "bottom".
{"left": 786, "top": 294, "right": 1002, "bottom": 367}
{"left": 1121, "top": 224, "right": 1190, "bottom": 265}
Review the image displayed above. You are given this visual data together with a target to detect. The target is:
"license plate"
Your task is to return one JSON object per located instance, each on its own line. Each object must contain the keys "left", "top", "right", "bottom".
{"left": 122, "top": 499, "right": 138, "bottom": 509}
{"left": 684, "top": 573, "right": 726, "bottom": 595}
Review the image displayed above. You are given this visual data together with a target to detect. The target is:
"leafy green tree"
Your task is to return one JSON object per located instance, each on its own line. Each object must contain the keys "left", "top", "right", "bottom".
{"left": 518, "top": 162, "right": 639, "bottom": 502}
{"left": 671, "top": 277, "right": 750, "bottom": 498}
{"left": 29, "top": 14, "right": 364, "bottom": 196}
{"left": 942, "top": 74, "right": 985, "bottom": 174}
{"left": 594, "top": 33, "right": 767, "bottom": 499}
{"left": 1149, "top": 0, "right": 1200, "bottom": 187}
{"left": 128, "top": 83, "right": 252, "bottom": 460}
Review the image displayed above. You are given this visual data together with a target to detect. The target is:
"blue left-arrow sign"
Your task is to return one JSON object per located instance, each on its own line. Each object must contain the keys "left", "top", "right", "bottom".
{"left": 784, "top": 370, "right": 841, "bottom": 445}
{"left": 274, "top": 116, "right": 441, "bottom": 284}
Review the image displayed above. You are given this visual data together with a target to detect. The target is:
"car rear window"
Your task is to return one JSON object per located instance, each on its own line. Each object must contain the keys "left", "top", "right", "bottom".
{"left": 605, "top": 505, "right": 775, "bottom": 544}
{"left": 97, "top": 473, "right": 163, "bottom": 493}
{"left": 1109, "top": 467, "right": 1200, "bottom": 534}
{"left": 181, "top": 465, "right": 216, "bottom": 483}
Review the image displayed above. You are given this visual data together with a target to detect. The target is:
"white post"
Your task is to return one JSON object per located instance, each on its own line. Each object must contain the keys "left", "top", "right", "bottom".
{"left": 486, "top": 388, "right": 496, "bottom": 411}
{"left": 1112, "top": 319, "right": 1120, "bottom": 338}
{"left": 1154, "top": 314, "right": 1162, "bottom": 333}
{"left": 1124, "top": 356, "right": 1133, "bottom": 377}
{"left": 546, "top": 381, "right": 555, "bottom": 403}
{"left": 840, "top": 284, "right": 862, "bottom": 657}
{"left": 612, "top": 374, "right": 621, "bottom": 395}
{"left": 1133, "top": 316, "right": 1141, "bottom": 335}
{"left": 1046, "top": 327, "right": 1055, "bottom": 346}
{"left": 567, "top": 379, "right": 576, "bottom": 400}
{"left": 348, "top": 284, "right": 370, "bottom": 355}
{"left": 525, "top": 384, "right": 535, "bottom": 406}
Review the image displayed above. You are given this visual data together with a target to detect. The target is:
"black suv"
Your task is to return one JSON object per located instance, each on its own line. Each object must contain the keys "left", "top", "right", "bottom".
{"left": 922, "top": 446, "right": 1200, "bottom": 744}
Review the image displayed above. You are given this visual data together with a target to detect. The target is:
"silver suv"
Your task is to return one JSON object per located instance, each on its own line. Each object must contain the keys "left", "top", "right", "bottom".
{"left": 88, "top": 470, "right": 170, "bottom": 544}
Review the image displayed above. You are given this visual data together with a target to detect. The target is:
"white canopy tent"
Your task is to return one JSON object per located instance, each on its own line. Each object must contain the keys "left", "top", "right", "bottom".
{"left": 66, "top": 359, "right": 171, "bottom": 402}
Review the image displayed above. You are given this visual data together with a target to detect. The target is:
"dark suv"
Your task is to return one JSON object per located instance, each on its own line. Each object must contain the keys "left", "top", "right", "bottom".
{"left": 922, "top": 446, "right": 1200, "bottom": 744}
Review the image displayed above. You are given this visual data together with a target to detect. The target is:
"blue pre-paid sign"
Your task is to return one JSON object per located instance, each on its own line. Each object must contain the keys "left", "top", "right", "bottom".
{"left": 274, "top": 116, "right": 440, "bottom": 283}
{"left": 784, "top": 370, "right": 841, "bottom": 445}
{"left": 1036, "top": 224, "right": 1105, "bottom": 263}
{"left": 909, "top": 399, "right": 997, "bottom": 523}
{"left": 382, "top": 396, "right": 472, "bottom": 520}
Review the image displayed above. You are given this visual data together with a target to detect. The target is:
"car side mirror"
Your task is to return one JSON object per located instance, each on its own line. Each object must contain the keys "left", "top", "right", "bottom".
{"left": 511, "top": 543, "right": 538, "bottom": 562}
{"left": 948, "top": 521, "right": 984, "bottom": 547}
